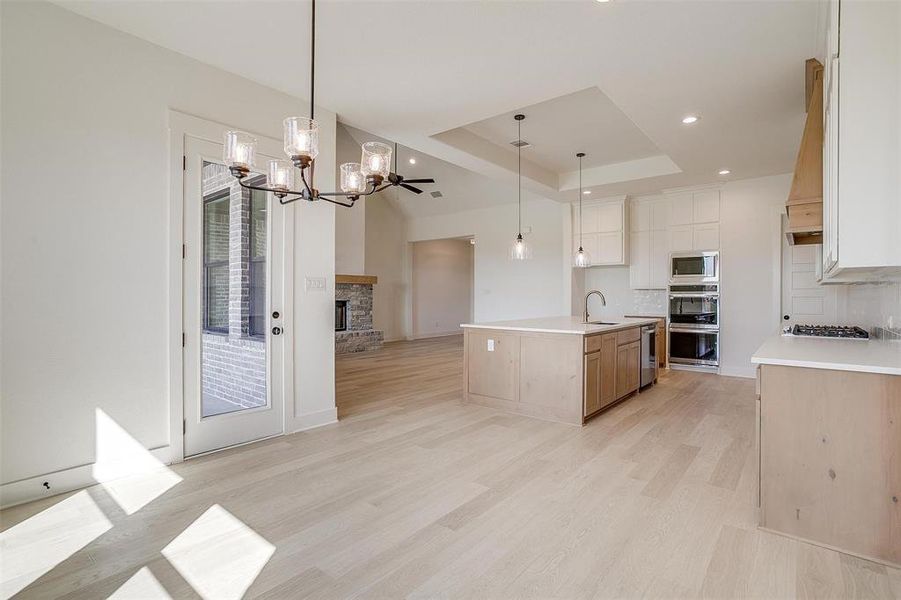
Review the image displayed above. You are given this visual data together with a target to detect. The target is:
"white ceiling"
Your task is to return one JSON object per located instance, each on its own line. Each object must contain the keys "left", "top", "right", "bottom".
{"left": 339, "top": 123, "right": 540, "bottom": 219}
{"left": 55, "top": 0, "right": 820, "bottom": 208}
{"left": 460, "top": 87, "right": 661, "bottom": 174}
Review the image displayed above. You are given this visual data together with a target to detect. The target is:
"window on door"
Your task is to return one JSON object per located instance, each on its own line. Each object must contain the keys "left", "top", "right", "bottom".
{"left": 249, "top": 188, "right": 267, "bottom": 337}
{"left": 203, "top": 191, "right": 230, "bottom": 334}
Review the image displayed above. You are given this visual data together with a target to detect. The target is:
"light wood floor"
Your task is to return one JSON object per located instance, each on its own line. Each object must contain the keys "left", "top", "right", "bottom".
{"left": 3, "top": 335, "right": 900, "bottom": 599}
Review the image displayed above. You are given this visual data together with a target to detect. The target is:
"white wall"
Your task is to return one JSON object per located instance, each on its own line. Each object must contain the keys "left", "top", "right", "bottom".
{"left": 412, "top": 239, "right": 473, "bottom": 338}
{"left": 718, "top": 174, "right": 789, "bottom": 377}
{"left": 0, "top": 1, "right": 336, "bottom": 494}
{"left": 407, "top": 197, "right": 570, "bottom": 323}
{"left": 334, "top": 124, "right": 366, "bottom": 275}
{"left": 364, "top": 192, "right": 408, "bottom": 342}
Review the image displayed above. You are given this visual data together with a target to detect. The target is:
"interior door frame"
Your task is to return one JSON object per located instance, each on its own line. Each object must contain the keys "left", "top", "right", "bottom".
{"left": 167, "top": 110, "right": 295, "bottom": 462}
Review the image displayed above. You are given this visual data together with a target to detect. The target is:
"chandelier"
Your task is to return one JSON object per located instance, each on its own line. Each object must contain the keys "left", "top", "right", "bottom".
{"left": 221, "top": 0, "right": 433, "bottom": 208}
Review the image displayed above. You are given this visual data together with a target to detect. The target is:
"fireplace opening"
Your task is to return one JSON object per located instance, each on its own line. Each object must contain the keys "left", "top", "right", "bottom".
{"left": 335, "top": 300, "right": 348, "bottom": 332}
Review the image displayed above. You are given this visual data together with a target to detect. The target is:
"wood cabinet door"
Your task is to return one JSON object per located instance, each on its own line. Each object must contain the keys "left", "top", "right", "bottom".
{"left": 656, "top": 323, "right": 666, "bottom": 368}
{"left": 583, "top": 351, "right": 602, "bottom": 416}
{"left": 628, "top": 341, "right": 641, "bottom": 392}
{"left": 616, "top": 341, "right": 641, "bottom": 399}
{"left": 615, "top": 344, "right": 631, "bottom": 399}
{"left": 600, "top": 334, "right": 617, "bottom": 408}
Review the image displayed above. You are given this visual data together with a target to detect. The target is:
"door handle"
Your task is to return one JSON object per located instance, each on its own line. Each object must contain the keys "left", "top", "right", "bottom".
{"left": 271, "top": 326, "right": 282, "bottom": 336}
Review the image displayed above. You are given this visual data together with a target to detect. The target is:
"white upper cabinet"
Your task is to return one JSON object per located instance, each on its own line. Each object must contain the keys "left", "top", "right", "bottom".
{"left": 631, "top": 202, "right": 650, "bottom": 233}
{"left": 692, "top": 190, "right": 720, "bottom": 223}
{"left": 629, "top": 197, "right": 672, "bottom": 289}
{"left": 692, "top": 223, "right": 720, "bottom": 251}
{"left": 669, "top": 193, "right": 694, "bottom": 225}
{"left": 821, "top": 0, "right": 901, "bottom": 281}
{"left": 573, "top": 196, "right": 629, "bottom": 266}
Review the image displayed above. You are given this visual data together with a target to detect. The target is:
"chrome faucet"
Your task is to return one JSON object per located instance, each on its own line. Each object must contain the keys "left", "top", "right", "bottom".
{"left": 583, "top": 289, "right": 607, "bottom": 323}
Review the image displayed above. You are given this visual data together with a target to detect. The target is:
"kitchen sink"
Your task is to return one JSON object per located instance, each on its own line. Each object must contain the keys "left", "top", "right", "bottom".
{"left": 588, "top": 321, "right": 619, "bottom": 325}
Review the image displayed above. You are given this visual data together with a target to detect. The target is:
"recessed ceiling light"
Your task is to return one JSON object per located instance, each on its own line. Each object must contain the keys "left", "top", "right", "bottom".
{"left": 718, "top": 169, "right": 731, "bottom": 175}
{"left": 596, "top": 0, "right": 611, "bottom": 3}
{"left": 583, "top": 190, "right": 591, "bottom": 195}
{"left": 408, "top": 157, "right": 416, "bottom": 165}
{"left": 681, "top": 115, "right": 699, "bottom": 124}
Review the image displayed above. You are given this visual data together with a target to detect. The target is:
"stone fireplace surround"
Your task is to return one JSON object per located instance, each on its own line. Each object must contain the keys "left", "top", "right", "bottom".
{"left": 335, "top": 275, "right": 384, "bottom": 354}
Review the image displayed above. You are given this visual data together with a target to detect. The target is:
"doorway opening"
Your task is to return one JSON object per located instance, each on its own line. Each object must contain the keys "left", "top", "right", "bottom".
{"left": 410, "top": 237, "right": 475, "bottom": 340}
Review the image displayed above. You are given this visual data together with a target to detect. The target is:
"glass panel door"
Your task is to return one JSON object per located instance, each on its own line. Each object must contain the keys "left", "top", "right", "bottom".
{"left": 183, "top": 136, "right": 284, "bottom": 457}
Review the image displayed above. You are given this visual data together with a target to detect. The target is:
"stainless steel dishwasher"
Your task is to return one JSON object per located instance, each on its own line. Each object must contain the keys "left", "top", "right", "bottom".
{"left": 640, "top": 324, "right": 658, "bottom": 388}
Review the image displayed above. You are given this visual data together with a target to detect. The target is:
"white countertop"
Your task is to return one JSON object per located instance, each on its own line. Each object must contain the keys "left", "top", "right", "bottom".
{"left": 460, "top": 316, "right": 659, "bottom": 336}
{"left": 751, "top": 334, "right": 901, "bottom": 376}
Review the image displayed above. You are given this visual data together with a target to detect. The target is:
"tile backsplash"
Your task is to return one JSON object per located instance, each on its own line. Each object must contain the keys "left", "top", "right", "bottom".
{"left": 835, "top": 282, "right": 901, "bottom": 332}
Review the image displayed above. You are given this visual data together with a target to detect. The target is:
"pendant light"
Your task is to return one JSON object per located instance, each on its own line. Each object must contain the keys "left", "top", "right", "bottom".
{"left": 573, "top": 152, "right": 592, "bottom": 268}
{"left": 510, "top": 114, "right": 532, "bottom": 261}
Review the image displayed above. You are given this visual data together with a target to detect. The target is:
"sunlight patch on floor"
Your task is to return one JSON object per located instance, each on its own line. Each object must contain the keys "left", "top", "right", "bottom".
{"left": 109, "top": 566, "right": 171, "bottom": 599}
{"left": 161, "top": 504, "right": 275, "bottom": 600}
{"left": 0, "top": 490, "right": 112, "bottom": 599}
{"left": 93, "top": 408, "right": 182, "bottom": 515}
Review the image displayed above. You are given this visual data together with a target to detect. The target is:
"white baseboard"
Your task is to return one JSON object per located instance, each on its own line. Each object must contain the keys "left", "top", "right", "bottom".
{"left": 287, "top": 407, "right": 337, "bottom": 434}
{"left": 718, "top": 365, "right": 758, "bottom": 379}
{"left": 0, "top": 446, "right": 172, "bottom": 510}
{"left": 407, "top": 330, "right": 463, "bottom": 341}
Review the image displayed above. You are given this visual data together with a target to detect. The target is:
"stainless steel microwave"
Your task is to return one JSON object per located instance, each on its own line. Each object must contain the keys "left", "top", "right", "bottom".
{"left": 670, "top": 251, "right": 719, "bottom": 283}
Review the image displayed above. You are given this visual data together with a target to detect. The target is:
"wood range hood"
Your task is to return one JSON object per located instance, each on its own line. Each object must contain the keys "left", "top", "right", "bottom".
{"left": 785, "top": 58, "right": 824, "bottom": 246}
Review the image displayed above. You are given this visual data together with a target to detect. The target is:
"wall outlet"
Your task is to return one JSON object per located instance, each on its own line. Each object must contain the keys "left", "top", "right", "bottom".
{"left": 487, "top": 339, "right": 495, "bottom": 352}
{"left": 305, "top": 277, "right": 326, "bottom": 292}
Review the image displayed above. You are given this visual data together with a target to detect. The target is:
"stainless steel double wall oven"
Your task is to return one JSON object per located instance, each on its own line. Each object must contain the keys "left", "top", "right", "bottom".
{"left": 668, "top": 252, "right": 719, "bottom": 369}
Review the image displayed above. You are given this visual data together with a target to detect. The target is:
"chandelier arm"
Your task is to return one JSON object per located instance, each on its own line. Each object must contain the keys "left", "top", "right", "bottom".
{"left": 318, "top": 196, "right": 357, "bottom": 208}
{"left": 236, "top": 177, "right": 307, "bottom": 199}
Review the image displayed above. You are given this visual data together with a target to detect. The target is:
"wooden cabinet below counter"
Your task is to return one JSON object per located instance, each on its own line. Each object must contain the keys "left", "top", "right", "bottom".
{"left": 759, "top": 364, "right": 901, "bottom": 567}
{"left": 584, "top": 333, "right": 616, "bottom": 417}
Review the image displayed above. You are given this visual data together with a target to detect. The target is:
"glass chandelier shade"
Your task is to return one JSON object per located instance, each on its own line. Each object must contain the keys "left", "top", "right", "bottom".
{"left": 360, "top": 142, "right": 393, "bottom": 179}
{"left": 573, "top": 246, "right": 592, "bottom": 267}
{"left": 267, "top": 160, "right": 294, "bottom": 192}
{"left": 283, "top": 117, "right": 319, "bottom": 160}
{"left": 510, "top": 234, "right": 532, "bottom": 261}
{"left": 224, "top": 131, "right": 257, "bottom": 171}
{"left": 340, "top": 163, "right": 367, "bottom": 194}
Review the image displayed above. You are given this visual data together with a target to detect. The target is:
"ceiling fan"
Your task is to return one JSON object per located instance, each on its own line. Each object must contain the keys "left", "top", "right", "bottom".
{"left": 386, "top": 142, "right": 436, "bottom": 195}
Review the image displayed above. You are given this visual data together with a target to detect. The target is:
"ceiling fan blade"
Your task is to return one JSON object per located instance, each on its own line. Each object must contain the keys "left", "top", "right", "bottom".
{"left": 401, "top": 178, "right": 435, "bottom": 184}
{"left": 400, "top": 183, "right": 423, "bottom": 194}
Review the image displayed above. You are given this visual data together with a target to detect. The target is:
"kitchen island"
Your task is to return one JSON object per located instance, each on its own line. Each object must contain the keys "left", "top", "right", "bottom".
{"left": 461, "top": 316, "right": 659, "bottom": 426}
{"left": 752, "top": 334, "right": 901, "bottom": 567}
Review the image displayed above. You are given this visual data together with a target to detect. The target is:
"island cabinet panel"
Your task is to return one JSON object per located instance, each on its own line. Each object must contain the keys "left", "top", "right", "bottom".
{"left": 759, "top": 364, "right": 901, "bottom": 567}
{"left": 519, "top": 335, "right": 583, "bottom": 424}
{"left": 583, "top": 333, "right": 618, "bottom": 418}
{"left": 615, "top": 341, "right": 641, "bottom": 400}
{"left": 466, "top": 330, "right": 519, "bottom": 401}
{"left": 584, "top": 352, "right": 602, "bottom": 416}
{"left": 599, "top": 334, "right": 617, "bottom": 409}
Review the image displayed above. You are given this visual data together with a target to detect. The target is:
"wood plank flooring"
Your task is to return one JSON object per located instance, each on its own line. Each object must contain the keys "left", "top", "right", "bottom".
{"left": 3, "top": 335, "right": 899, "bottom": 598}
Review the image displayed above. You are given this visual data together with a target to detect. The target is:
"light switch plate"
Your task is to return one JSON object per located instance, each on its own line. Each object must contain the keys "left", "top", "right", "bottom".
{"left": 305, "top": 277, "right": 326, "bottom": 292}
{"left": 487, "top": 339, "right": 495, "bottom": 352}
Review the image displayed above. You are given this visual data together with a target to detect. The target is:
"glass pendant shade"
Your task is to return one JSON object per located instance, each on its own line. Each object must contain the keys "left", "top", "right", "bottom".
{"left": 360, "top": 142, "right": 392, "bottom": 179}
{"left": 573, "top": 246, "right": 592, "bottom": 268}
{"left": 283, "top": 117, "right": 319, "bottom": 160}
{"left": 224, "top": 131, "right": 257, "bottom": 170}
{"left": 510, "top": 234, "right": 532, "bottom": 261}
{"left": 340, "top": 163, "right": 367, "bottom": 194}
{"left": 267, "top": 160, "right": 294, "bottom": 192}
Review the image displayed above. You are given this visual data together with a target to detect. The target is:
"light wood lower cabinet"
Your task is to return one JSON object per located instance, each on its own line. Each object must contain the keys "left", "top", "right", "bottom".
{"left": 583, "top": 333, "right": 617, "bottom": 417}
{"left": 464, "top": 325, "right": 645, "bottom": 426}
{"left": 759, "top": 364, "right": 901, "bottom": 567}
{"left": 615, "top": 340, "right": 641, "bottom": 400}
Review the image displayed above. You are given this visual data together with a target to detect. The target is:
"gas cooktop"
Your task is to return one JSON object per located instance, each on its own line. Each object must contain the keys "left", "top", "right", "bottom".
{"left": 789, "top": 324, "right": 870, "bottom": 340}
